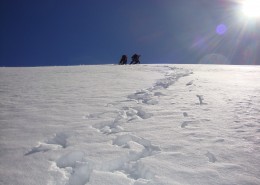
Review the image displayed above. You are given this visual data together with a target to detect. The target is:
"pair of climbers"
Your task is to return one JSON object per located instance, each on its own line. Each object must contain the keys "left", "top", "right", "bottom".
{"left": 119, "top": 54, "right": 141, "bottom": 65}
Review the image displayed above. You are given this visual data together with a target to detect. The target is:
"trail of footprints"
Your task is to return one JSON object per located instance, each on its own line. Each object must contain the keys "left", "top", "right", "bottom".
{"left": 26, "top": 67, "right": 217, "bottom": 184}
{"left": 25, "top": 133, "right": 69, "bottom": 155}
{"left": 92, "top": 106, "right": 153, "bottom": 135}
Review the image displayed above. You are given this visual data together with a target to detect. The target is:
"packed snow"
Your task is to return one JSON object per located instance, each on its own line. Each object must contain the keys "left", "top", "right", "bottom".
{"left": 0, "top": 64, "right": 259, "bottom": 185}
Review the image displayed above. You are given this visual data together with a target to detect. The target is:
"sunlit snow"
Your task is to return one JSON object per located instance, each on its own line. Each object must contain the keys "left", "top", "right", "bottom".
{"left": 0, "top": 64, "right": 259, "bottom": 185}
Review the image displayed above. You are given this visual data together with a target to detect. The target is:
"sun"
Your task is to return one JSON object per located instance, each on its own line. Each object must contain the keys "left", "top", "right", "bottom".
{"left": 241, "top": 0, "right": 260, "bottom": 18}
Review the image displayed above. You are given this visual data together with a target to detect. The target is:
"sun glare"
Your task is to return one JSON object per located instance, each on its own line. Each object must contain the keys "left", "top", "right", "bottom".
{"left": 241, "top": 0, "right": 260, "bottom": 18}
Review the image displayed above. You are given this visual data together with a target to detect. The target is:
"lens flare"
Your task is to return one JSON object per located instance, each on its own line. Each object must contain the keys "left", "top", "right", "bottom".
{"left": 241, "top": 0, "right": 260, "bottom": 18}
{"left": 216, "top": 24, "right": 227, "bottom": 35}
{"left": 199, "top": 53, "right": 230, "bottom": 65}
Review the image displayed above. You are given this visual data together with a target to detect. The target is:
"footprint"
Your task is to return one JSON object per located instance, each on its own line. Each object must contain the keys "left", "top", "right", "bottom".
{"left": 144, "top": 99, "right": 159, "bottom": 105}
{"left": 56, "top": 151, "right": 93, "bottom": 185}
{"left": 205, "top": 151, "right": 217, "bottom": 163}
{"left": 113, "top": 134, "right": 161, "bottom": 156}
{"left": 183, "top": 112, "right": 188, "bottom": 117}
{"left": 132, "top": 161, "right": 155, "bottom": 180}
{"left": 56, "top": 151, "right": 85, "bottom": 168}
{"left": 127, "top": 90, "right": 158, "bottom": 105}
{"left": 181, "top": 121, "right": 189, "bottom": 128}
{"left": 101, "top": 134, "right": 158, "bottom": 182}
{"left": 196, "top": 95, "right": 204, "bottom": 105}
{"left": 186, "top": 80, "right": 193, "bottom": 86}
{"left": 93, "top": 121, "right": 124, "bottom": 135}
{"left": 92, "top": 107, "right": 152, "bottom": 134}
{"left": 100, "top": 125, "right": 124, "bottom": 135}
{"left": 152, "top": 69, "right": 192, "bottom": 90}
{"left": 25, "top": 142, "right": 63, "bottom": 155}
{"left": 133, "top": 107, "right": 153, "bottom": 120}
{"left": 25, "top": 133, "right": 69, "bottom": 155}
{"left": 46, "top": 132, "right": 69, "bottom": 148}
{"left": 122, "top": 160, "right": 155, "bottom": 181}
{"left": 153, "top": 92, "right": 165, "bottom": 96}
{"left": 124, "top": 107, "right": 153, "bottom": 121}
{"left": 67, "top": 163, "right": 93, "bottom": 185}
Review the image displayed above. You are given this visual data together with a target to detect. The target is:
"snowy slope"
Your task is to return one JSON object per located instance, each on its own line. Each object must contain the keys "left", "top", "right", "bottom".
{"left": 0, "top": 64, "right": 259, "bottom": 185}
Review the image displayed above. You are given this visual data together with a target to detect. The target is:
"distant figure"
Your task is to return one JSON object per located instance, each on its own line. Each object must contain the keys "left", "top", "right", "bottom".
{"left": 130, "top": 54, "right": 141, "bottom": 64}
{"left": 119, "top": 55, "right": 127, "bottom": 65}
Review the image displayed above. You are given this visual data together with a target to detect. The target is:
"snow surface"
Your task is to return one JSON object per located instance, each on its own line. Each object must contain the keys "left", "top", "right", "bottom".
{"left": 0, "top": 64, "right": 260, "bottom": 185}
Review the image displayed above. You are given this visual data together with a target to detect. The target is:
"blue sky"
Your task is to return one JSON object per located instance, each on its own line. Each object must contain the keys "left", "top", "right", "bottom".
{"left": 0, "top": 0, "right": 259, "bottom": 66}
